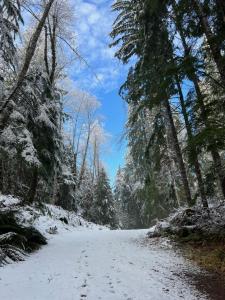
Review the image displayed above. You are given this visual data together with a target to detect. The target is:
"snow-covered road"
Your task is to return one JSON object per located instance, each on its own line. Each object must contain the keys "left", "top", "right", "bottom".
{"left": 0, "top": 229, "right": 207, "bottom": 300}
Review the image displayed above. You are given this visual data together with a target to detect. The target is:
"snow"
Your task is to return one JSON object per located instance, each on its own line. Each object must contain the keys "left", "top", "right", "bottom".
{"left": 0, "top": 196, "right": 208, "bottom": 299}
{"left": 0, "top": 194, "right": 21, "bottom": 207}
{"left": 20, "top": 128, "right": 40, "bottom": 166}
{"left": 0, "top": 229, "right": 207, "bottom": 300}
{"left": 148, "top": 224, "right": 157, "bottom": 233}
{"left": 0, "top": 194, "right": 107, "bottom": 236}
{"left": 15, "top": 202, "right": 107, "bottom": 237}
{"left": 159, "top": 221, "right": 170, "bottom": 229}
{"left": 35, "top": 104, "right": 56, "bottom": 130}
{"left": 147, "top": 203, "right": 225, "bottom": 240}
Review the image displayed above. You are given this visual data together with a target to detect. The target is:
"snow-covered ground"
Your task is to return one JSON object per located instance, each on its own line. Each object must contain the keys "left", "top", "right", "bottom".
{"left": 0, "top": 195, "right": 208, "bottom": 299}
{"left": 0, "top": 228, "right": 208, "bottom": 300}
{"left": 0, "top": 194, "right": 107, "bottom": 237}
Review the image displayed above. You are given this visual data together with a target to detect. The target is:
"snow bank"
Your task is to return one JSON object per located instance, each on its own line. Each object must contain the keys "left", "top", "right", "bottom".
{"left": 0, "top": 195, "right": 108, "bottom": 267}
{"left": 17, "top": 203, "right": 108, "bottom": 237}
{"left": 0, "top": 194, "right": 21, "bottom": 208}
{"left": 147, "top": 204, "right": 225, "bottom": 241}
{"left": 0, "top": 194, "right": 108, "bottom": 238}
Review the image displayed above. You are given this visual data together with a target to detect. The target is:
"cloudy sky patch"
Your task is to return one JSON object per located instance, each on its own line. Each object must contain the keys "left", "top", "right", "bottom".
{"left": 69, "top": 0, "right": 128, "bottom": 183}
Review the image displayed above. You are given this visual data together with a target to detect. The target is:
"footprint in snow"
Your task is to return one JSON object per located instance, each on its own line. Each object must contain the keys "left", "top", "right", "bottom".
{"left": 81, "top": 279, "right": 88, "bottom": 288}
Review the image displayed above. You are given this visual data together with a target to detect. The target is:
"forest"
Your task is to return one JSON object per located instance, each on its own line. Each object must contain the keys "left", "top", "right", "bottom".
{"left": 0, "top": 0, "right": 225, "bottom": 299}
{"left": 0, "top": 0, "right": 116, "bottom": 228}
{"left": 113, "top": 0, "right": 225, "bottom": 229}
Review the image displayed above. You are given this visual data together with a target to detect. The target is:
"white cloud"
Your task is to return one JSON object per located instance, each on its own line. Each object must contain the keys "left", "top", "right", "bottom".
{"left": 69, "top": 0, "right": 126, "bottom": 93}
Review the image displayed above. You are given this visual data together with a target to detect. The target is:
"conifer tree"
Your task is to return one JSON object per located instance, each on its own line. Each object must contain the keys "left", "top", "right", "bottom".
{"left": 91, "top": 168, "right": 116, "bottom": 228}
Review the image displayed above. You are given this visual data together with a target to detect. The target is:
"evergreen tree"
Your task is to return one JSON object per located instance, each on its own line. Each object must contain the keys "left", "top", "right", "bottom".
{"left": 0, "top": 0, "right": 23, "bottom": 67}
{"left": 91, "top": 168, "right": 116, "bottom": 228}
{"left": 111, "top": 0, "right": 225, "bottom": 225}
{"left": 77, "top": 167, "right": 94, "bottom": 220}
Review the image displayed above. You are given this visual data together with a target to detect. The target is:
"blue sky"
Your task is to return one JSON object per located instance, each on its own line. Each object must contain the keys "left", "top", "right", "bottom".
{"left": 69, "top": 0, "right": 128, "bottom": 184}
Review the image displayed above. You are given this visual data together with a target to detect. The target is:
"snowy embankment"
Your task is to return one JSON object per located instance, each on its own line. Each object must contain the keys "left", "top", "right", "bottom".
{"left": 0, "top": 194, "right": 106, "bottom": 236}
{"left": 147, "top": 204, "right": 225, "bottom": 242}
{"left": 0, "top": 194, "right": 106, "bottom": 266}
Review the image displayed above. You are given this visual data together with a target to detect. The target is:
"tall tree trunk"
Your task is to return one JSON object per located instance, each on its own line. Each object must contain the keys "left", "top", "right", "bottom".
{"left": 48, "top": 15, "right": 57, "bottom": 84}
{"left": 215, "top": 0, "right": 225, "bottom": 24}
{"left": 44, "top": 25, "right": 50, "bottom": 76}
{"left": 211, "top": 150, "right": 225, "bottom": 197}
{"left": 77, "top": 126, "right": 91, "bottom": 189}
{"left": 166, "top": 145, "right": 182, "bottom": 207}
{"left": 71, "top": 109, "right": 82, "bottom": 184}
{"left": 73, "top": 152, "right": 77, "bottom": 179}
{"left": 27, "top": 167, "right": 38, "bottom": 203}
{"left": 0, "top": 0, "right": 55, "bottom": 119}
{"left": 192, "top": 0, "right": 225, "bottom": 86}
{"left": 176, "top": 78, "right": 208, "bottom": 208}
{"left": 92, "top": 139, "right": 97, "bottom": 182}
{"left": 0, "top": 159, "right": 3, "bottom": 192}
{"left": 191, "top": 72, "right": 225, "bottom": 198}
{"left": 171, "top": 182, "right": 180, "bottom": 207}
{"left": 173, "top": 5, "right": 225, "bottom": 199}
{"left": 164, "top": 98, "right": 193, "bottom": 206}
{"left": 52, "top": 170, "right": 58, "bottom": 204}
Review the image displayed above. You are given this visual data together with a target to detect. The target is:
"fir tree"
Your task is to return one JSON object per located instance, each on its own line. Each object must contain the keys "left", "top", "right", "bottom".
{"left": 91, "top": 168, "right": 116, "bottom": 228}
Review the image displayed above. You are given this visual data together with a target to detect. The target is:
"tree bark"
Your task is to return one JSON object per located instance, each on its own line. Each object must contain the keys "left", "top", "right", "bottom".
{"left": 211, "top": 149, "right": 225, "bottom": 197}
{"left": 176, "top": 78, "right": 208, "bottom": 208}
{"left": 26, "top": 167, "right": 38, "bottom": 203}
{"left": 173, "top": 4, "right": 225, "bottom": 199}
{"left": 52, "top": 170, "right": 58, "bottom": 204}
{"left": 215, "top": 0, "right": 225, "bottom": 24}
{"left": 48, "top": 15, "right": 57, "bottom": 84}
{"left": 0, "top": 0, "right": 55, "bottom": 118}
{"left": 164, "top": 98, "right": 193, "bottom": 206}
{"left": 44, "top": 25, "right": 50, "bottom": 76}
{"left": 192, "top": 0, "right": 225, "bottom": 87}
{"left": 77, "top": 125, "right": 91, "bottom": 189}
{"left": 190, "top": 70, "right": 225, "bottom": 198}
{"left": 0, "top": 159, "right": 3, "bottom": 192}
